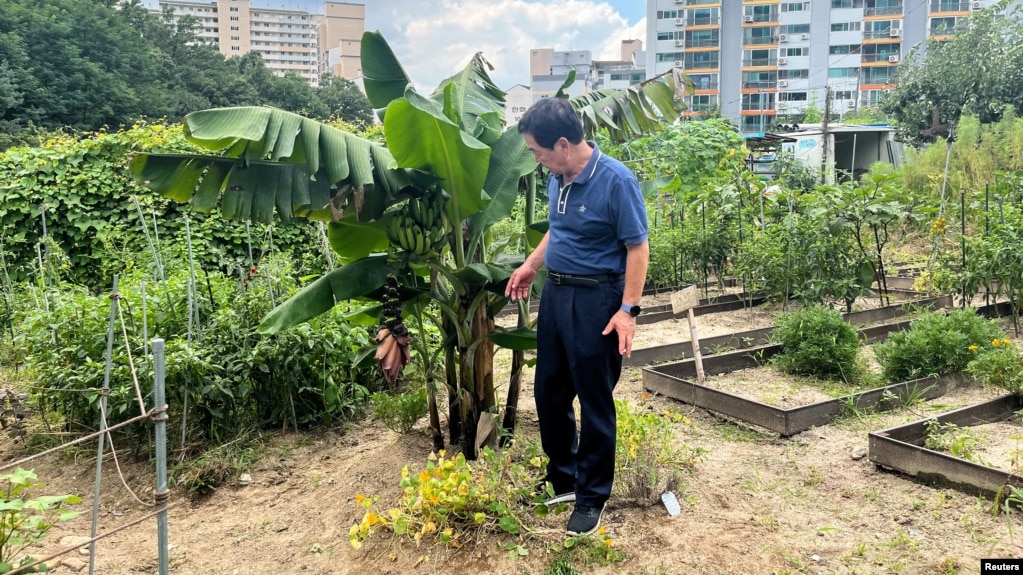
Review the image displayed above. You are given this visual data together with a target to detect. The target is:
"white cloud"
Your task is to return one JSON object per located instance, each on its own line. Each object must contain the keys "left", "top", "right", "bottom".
{"left": 364, "top": 0, "right": 644, "bottom": 92}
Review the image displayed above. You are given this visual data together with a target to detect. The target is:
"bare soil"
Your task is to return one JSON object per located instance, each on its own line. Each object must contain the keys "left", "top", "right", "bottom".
{"left": 6, "top": 297, "right": 1023, "bottom": 575}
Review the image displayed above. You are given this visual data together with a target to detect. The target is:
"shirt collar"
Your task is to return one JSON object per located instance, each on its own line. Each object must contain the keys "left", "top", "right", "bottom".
{"left": 556, "top": 140, "right": 602, "bottom": 187}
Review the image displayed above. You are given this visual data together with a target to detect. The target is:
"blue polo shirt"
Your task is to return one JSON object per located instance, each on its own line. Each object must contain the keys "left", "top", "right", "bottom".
{"left": 544, "top": 141, "right": 648, "bottom": 275}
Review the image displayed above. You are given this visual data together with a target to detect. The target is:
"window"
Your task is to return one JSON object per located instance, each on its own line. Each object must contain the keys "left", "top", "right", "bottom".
{"left": 229, "top": 6, "right": 238, "bottom": 11}
{"left": 828, "top": 67, "right": 859, "bottom": 77}
{"left": 230, "top": 26, "right": 239, "bottom": 31}
{"left": 231, "top": 36, "right": 240, "bottom": 41}
{"left": 688, "top": 94, "right": 718, "bottom": 111}
{"left": 834, "top": 90, "right": 854, "bottom": 100}
{"left": 779, "top": 68, "right": 809, "bottom": 79}
{"left": 657, "top": 32, "right": 675, "bottom": 41}
{"left": 687, "top": 29, "right": 719, "bottom": 48}
{"left": 785, "top": 24, "right": 810, "bottom": 34}
{"left": 778, "top": 92, "right": 808, "bottom": 102}
{"left": 831, "top": 22, "right": 862, "bottom": 31}
{"left": 688, "top": 73, "right": 718, "bottom": 90}
{"left": 230, "top": 16, "right": 239, "bottom": 21}
{"left": 231, "top": 46, "right": 240, "bottom": 51}
{"left": 656, "top": 10, "right": 679, "bottom": 19}
{"left": 656, "top": 52, "right": 683, "bottom": 62}
{"left": 829, "top": 44, "right": 861, "bottom": 55}
{"left": 782, "top": 2, "right": 810, "bottom": 11}
{"left": 831, "top": 0, "right": 864, "bottom": 7}
{"left": 930, "top": 17, "right": 961, "bottom": 34}
{"left": 684, "top": 51, "right": 719, "bottom": 69}
{"left": 742, "top": 93, "right": 776, "bottom": 111}
{"left": 785, "top": 47, "right": 809, "bottom": 56}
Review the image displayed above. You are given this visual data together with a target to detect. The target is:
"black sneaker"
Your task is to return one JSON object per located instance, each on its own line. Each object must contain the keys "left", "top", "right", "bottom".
{"left": 534, "top": 479, "right": 575, "bottom": 506}
{"left": 566, "top": 502, "right": 606, "bottom": 536}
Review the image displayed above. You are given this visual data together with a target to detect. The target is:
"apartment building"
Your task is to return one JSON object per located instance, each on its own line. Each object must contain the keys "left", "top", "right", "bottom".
{"left": 154, "top": 0, "right": 365, "bottom": 87}
{"left": 644, "top": 0, "right": 1014, "bottom": 133}
{"left": 592, "top": 39, "right": 647, "bottom": 91}
{"left": 529, "top": 48, "right": 595, "bottom": 100}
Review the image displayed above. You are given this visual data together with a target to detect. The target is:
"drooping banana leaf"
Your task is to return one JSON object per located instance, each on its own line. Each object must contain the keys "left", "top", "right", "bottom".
{"left": 130, "top": 107, "right": 414, "bottom": 223}
{"left": 568, "top": 70, "right": 693, "bottom": 142}
{"left": 430, "top": 52, "right": 506, "bottom": 143}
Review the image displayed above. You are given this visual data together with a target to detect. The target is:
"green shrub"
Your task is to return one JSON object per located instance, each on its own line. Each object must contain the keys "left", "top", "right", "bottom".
{"left": 0, "top": 468, "right": 81, "bottom": 573}
{"left": 371, "top": 389, "right": 429, "bottom": 434}
{"left": 772, "top": 305, "right": 860, "bottom": 381}
{"left": 966, "top": 338, "right": 1023, "bottom": 395}
{"left": 874, "top": 309, "right": 1005, "bottom": 383}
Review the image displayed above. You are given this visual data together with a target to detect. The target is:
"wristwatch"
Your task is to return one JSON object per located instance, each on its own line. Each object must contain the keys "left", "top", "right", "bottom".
{"left": 620, "top": 303, "right": 641, "bottom": 317}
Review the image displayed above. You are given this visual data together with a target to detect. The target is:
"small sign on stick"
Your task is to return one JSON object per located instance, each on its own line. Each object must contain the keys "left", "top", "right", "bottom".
{"left": 670, "top": 285, "right": 700, "bottom": 315}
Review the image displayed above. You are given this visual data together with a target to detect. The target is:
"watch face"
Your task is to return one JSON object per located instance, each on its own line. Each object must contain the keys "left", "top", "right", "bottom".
{"left": 629, "top": 305, "right": 641, "bottom": 317}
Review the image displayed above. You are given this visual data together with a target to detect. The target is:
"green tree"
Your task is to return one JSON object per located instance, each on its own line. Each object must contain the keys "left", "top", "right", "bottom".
{"left": 880, "top": 0, "right": 1023, "bottom": 145}
{"left": 130, "top": 32, "right": 684, "bottom": 459}
{"left": 317, "top": 74, "right": 374, "bottom": 125}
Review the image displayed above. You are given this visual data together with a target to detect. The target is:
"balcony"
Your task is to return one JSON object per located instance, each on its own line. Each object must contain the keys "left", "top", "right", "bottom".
{"left": 861, "top": 52, "right": 900, "bottom": 63}
{"left": 864, "top": 28, "right": 901, "bottom": 39}
{"left": 744, "top": 11, "right": 779, "bottom": 23}
{"left": 686, "top": 38, "right": 720, "bottom": 48}
{"left": 685, "top": 59, "right": 720, "bottom": 69}
{"left": 930, "top": 0, "right": 970, "bottom": 11}
{"left": 743, "top": 36, "right": 778, "bottom": 46}
{"left": 742, "top": 81, "right": 776, "bottom": 90}
{"left": 686, "top": 16, "right": 720, "bottom": 26}
{"left": 864, "top": 4, "right": 904, "bottom": 16}
{"left": 742, "top": 57, "right": 778, "bottom": 67}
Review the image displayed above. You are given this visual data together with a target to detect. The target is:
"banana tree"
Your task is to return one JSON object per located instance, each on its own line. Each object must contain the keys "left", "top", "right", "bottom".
{"left": 130, "top": 32, "right": 686, "bottom": 459}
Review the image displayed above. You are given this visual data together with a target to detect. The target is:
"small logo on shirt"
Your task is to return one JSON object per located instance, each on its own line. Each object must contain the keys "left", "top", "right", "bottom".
{"left": 578, "top": 204, "right": 587, "bottom": 213}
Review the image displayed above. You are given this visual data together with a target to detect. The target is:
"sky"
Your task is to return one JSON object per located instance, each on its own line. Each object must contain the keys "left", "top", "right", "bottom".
{"left": 163, "top": 0, "right": 648, "bottom": 91}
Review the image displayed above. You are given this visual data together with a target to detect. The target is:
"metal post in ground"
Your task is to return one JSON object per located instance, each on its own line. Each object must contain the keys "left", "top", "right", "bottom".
{"left": 152, "top": 338, "right": 170, "bottom": 575}
{"left": 89, "top": 275, "right": 119, "bottom": 575}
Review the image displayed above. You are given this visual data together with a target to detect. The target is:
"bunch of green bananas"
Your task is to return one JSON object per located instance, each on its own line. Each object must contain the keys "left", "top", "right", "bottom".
{"left": 386, "top": 193, "right": 449, "bottom": 258}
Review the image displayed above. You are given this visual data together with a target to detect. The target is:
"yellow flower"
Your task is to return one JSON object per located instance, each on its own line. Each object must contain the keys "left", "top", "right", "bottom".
{"left": 1003, "top": 339, "right": 1012, "bottom": 346}
{"left": 994, "top": 339, "right": 1002, "bottom": 347}
{"left": 969, "top": 345, "right": 979, "bottom": 352}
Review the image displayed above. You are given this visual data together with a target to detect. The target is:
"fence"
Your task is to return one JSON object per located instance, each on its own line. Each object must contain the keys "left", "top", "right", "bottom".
{"left": 1, "top": 276, "right": 170, "bottom": 575}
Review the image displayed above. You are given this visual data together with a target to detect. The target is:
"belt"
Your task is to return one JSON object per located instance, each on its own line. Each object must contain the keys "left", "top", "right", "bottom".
{"left": 547, "top": 271, "right": 625, "bottom": 287}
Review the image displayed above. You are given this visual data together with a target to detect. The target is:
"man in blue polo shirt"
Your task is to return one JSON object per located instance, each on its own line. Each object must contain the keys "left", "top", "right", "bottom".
{"left": 506, "top": 98, "right": 649, "bottom": 536}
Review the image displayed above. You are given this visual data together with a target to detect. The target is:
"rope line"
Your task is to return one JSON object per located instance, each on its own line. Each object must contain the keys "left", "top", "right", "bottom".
{"left": 97, "top": 402, "right": 158, "bottom": 508}
{"left": 0, "top": 410, "right": 152, "bottom": 474}
{"left": 116, "top": 296, "right": 148, "bottom": 417}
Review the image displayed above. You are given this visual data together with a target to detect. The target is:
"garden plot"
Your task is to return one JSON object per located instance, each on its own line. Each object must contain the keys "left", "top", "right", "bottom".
{"left": 642, "top": 319, "right": 958, "bottom": 436}
{"left": 869, "top": 393, "right": 1023, "bottom": 498}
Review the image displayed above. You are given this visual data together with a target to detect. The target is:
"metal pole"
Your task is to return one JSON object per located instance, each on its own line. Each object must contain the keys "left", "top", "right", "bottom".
{"left": 153, "top": 338, "right": 170, "bottom": 575}
{"left": 88, "top": 275, "right": 118, "bottom": 575}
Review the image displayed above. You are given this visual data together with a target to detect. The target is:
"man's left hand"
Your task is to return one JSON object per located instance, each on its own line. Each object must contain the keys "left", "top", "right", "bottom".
{"left": 602, "top": 311, "right": 636, "bottom": 358}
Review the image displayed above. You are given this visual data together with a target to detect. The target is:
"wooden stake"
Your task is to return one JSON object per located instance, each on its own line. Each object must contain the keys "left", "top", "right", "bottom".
{"left": 687, "top": 308, "right": 705, "bottom": 385}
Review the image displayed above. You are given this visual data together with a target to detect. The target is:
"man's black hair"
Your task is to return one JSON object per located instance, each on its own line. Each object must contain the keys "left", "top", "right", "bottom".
{"left": 517, "top": 98, "right": 584, "bottom": 149}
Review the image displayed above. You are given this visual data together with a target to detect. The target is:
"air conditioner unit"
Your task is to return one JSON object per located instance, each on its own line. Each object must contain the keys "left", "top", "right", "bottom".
{"left": 675, "top": 17, "right": 684, "bottom": 25}
{"left": 743, "top": 15, "right": 754, "bottom": 22}
{"left": 972, "top": 0, "right": 983, "bottom": 8}
{"left": 778, "top": 34, "right": 789, "bottom": 42}
{"left": 801, "top": 33, "right": 809, "bottom": 40}
{"left": 778, "top": 80, "right": 788, "bottom": 87}
{"left": 675, "top": 39, "right": 684, "bottom": 46}
{"left": 847, "top": 100, "right": 856, "bottom": 108}
{"left": 778, "top": 57, "right": 788, "bottom": 65}
{"left": 674, "top": 60, "right": 683, "bottom": 68}
{"left": 889, "top": 28, "right": 902, "bottom": 37}
{"left": 888, "top": 54, "right": 900, "bottom": 62}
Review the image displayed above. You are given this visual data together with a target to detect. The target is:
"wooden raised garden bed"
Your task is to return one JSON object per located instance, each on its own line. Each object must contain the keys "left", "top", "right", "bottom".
{"left": 641, "top": 318, "right": 957, "bottom": 436}
{"left": 625, "top": 294, "right": 953, "bottom": 367}
{"left": 869, "top": 393, "right": 1023, "bottom": 498}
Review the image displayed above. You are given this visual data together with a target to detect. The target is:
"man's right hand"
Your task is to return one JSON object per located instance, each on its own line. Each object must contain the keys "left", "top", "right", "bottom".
{"left": 505, "top": 265, "right": 537, "bottom": 302}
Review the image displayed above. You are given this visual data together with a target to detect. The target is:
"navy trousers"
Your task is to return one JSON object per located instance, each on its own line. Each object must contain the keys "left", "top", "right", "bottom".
{"left": 534, "top": 278, "right": 624, "bottom": 508}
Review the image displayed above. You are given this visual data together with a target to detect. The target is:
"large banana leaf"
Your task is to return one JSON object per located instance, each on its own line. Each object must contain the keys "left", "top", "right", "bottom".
{"left": 258, "top": 256, "right": 397, "bottom": 334}
{"left": 130, "top": 107, "right": 413, "bottom": 223}
{"left": 361, "top": 31, "right": 413, "bottom": 111}
{"left": 430, "top": 52, "right": 506, "bottom": 143}
{"left": 384, "top": 89, "right": 492, "bottom": 224}
{"left": 570, "top": 71, "right": 693, "bottom": 142}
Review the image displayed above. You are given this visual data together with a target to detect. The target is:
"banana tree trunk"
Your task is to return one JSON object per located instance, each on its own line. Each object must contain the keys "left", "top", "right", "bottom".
{"left": 459, "top": 292, "right": 497, "bottom": 459}
{"left": 501, "top": 172, "right": 536, "bottom": 445}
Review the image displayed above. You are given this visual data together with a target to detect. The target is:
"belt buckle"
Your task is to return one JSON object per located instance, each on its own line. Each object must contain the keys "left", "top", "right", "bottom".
{"left": 550, "top": 272, "right": 563, "bottom": 285}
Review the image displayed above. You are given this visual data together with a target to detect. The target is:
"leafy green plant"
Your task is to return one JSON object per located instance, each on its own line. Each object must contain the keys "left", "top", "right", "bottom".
{"left": 0, "top": 468, "right": 81, "bottom": 573}
{"left": 371, "top": 389, "right": 429, "bottom": 434}
{"left": 614, "top": 399, "right": 706, "bottom": 505}
{"left": 772, "top": 305, "right": 860, "bottom": 381}
{"left": 966, "top": 338, "right": 1023, "bottom": 395}
{"left": 348, "top": 446, "right": 542, "bottom": 549}
{"left": 924, "top": 419, "right": 984, "bottom": 463}
{"left": 874, "top": 309, "right": 1005, "bottom": 383}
